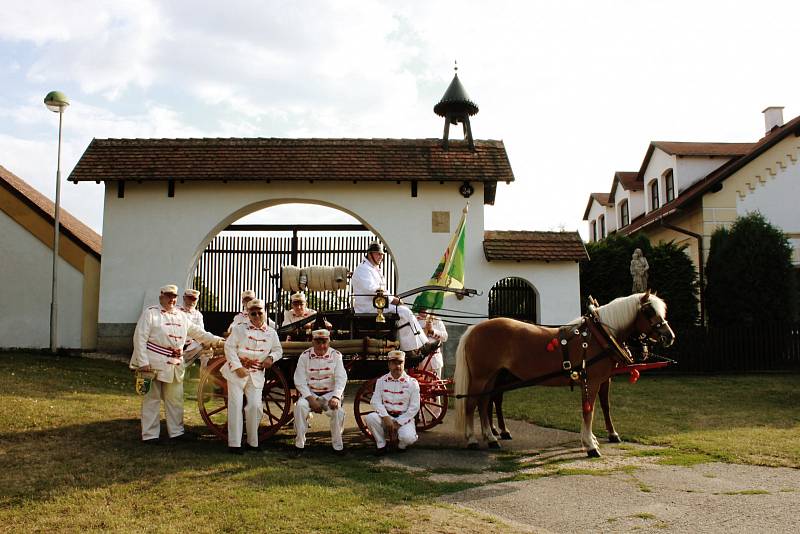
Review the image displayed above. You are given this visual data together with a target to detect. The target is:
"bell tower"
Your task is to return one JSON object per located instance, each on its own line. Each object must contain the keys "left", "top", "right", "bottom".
{"left": 434, "top": 63, "right": 479, "bottom": 151}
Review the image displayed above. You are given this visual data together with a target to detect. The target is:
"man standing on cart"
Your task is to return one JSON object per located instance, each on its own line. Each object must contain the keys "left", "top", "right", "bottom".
{"left": 130, "top": 284, "right": 223, "bottom": 444}
{"left": 222, "top": 298, "right": 282, "bottom": 454}
{"left": 293, "top": 328, "right": 347, "bottom": 455}
{"left": 351, "top": 243, "right": 439, "bottom": 356}
{"left": 365, "top": 350, "right": 420, "bottom": 455}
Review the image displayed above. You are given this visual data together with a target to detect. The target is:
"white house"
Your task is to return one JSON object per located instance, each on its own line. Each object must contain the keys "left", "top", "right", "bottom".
{"left": 0, "top": 165, "right": 101, "bottom": 350}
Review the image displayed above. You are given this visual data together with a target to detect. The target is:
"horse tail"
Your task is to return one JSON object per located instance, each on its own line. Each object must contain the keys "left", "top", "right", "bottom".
{"left": 453, "top": 324, "right": 475, "bottom": 436}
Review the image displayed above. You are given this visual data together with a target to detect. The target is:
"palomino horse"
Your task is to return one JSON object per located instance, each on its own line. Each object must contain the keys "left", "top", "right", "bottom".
{"left": 454, "top": 291, "right": 674, "bottom": 456}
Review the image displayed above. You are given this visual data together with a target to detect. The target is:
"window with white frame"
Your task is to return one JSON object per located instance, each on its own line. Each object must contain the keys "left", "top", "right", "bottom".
{"left": 664, "top": 169, "right": 675, "bottom": 203}
{"left": 649, "top": 179, "right": 660, "bottom": 211}
{"left": 619, "top": 199, "right": 629, "bottom": 227}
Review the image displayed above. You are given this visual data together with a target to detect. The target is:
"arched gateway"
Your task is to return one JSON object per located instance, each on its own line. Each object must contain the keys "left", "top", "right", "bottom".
{"left": 68, "top": 75, "right": 588, "bottom": 352}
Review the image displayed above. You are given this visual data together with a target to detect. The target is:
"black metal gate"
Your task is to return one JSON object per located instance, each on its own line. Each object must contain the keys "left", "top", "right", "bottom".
{"left": 488, "top": 277, "right": 537, "bottom": 323}
{"left": 192, "top": 224, "right": 396, "bottom": 334}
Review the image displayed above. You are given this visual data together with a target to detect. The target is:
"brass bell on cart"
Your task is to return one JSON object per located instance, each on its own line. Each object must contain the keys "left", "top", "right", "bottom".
{"left": 373, "top": 289, "right": 388, "bottom": 323}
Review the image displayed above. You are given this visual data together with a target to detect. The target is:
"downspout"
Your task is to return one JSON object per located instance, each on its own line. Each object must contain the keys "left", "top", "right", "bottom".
{"left": 659, "top": 220, "right": 705, "bottom": 325}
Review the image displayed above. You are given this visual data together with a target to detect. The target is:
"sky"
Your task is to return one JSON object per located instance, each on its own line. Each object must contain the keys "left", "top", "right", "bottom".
{"left": 2, "top": 0, "right": 799, "bottom": 239}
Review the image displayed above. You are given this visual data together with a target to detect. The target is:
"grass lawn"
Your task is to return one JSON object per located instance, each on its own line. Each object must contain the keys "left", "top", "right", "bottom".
{"left": 0, "top": 353, "right": 505, "bottom": 534}
{"left": 502, "top": 372, "right": 800, "bottom": 468}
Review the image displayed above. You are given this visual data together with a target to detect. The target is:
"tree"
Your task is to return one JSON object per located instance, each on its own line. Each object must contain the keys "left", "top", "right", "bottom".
{"left": 192, "top": 275, "right": 219, "bottom": 312}
{"left": 705, "top": 212, "right": 795, "bottom": 326}
{"left": 580, "top": 233, "right": 699, "bottom": 328}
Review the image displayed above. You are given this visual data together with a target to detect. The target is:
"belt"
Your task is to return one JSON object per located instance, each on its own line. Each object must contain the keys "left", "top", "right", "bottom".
{"left": 310, "top": 389, "right": 332, "bottom": 395}
{"left": 146, "top": 341, "right": 182, "bottom": 365}
{"left": 387, "top": 410, "right": 403, "bottom": 416}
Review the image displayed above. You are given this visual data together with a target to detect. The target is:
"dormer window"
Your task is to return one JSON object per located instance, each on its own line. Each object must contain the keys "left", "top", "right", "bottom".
{"left": 620, "top": 200, "right": 629, "bottom": 227}
{"left": 664, "top": 169, "right": 675, "bottom": 203}
{"left": 598, "top": 214, "right": 606, "bottom": 239}
{"left": 649, "top": 180, "right": 660, "bottom": 211}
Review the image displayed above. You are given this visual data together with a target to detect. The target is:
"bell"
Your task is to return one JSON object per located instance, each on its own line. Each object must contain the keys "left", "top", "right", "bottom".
{"left": 570, "top": 371, "right": 579, "bottom": 381}
{"left": 376, "top": 308, "right": 386, "bottom": 323}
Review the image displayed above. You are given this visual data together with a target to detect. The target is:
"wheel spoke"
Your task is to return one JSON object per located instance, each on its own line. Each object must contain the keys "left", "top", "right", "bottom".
{"left": 207, "top": 405, "right": 227, "bottom": 416}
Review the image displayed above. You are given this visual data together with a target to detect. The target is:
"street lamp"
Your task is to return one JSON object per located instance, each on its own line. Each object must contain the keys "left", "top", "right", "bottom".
{"left": 44, "top": 90, "right": 69, "bottom": 353}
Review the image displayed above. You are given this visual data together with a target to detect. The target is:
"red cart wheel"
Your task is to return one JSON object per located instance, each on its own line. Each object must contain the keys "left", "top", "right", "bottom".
{"left": 197, "top": 358, "right": 293, "bottom": 442}
{"left": 409, "top": 368, "right": 448, "bottom": 431}
{"left": 353, "top": 378, "right": 378, "bottom": 440}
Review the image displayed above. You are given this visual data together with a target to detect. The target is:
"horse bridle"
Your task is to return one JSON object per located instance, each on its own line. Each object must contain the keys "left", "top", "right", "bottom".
{"left": 637, "top": 300, "right": 670, "bottom": 344}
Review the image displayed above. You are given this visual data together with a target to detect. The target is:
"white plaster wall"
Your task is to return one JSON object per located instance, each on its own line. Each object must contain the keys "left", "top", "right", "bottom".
{"left": 641, "top": 150, "right": 675, "bottom": 212}
{"left": 99, "top": 180, "right": 582, "bottom": 326}
{"left": 675, "top": 157, "right": 733, "bottom": 194}
{"left": 484, "top": 261, "right": 582, "bottom": 323}
{"left": 0, "top": 210, "right": 84, "bottom": 348}
{"left": 585, "top": 201, "right": 611, "bottom": 240}
{"left": 735, "top": 136, "right": 800, "bottom": 264}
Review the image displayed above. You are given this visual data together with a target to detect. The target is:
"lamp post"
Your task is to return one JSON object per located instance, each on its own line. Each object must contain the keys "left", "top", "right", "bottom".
{"left": 44, "top": 91, "right": 69, "bottom": 353}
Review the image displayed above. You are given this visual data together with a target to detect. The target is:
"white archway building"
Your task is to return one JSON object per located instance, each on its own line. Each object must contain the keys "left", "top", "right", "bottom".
{"left": 70, "top": 138, "right": 587, "bottom": 352}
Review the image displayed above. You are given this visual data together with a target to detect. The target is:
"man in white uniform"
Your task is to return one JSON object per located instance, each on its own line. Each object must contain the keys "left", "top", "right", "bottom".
{"left": 293, "top": 328, "right": 347, "bottom": 455}
{"left": 130, "top": 284, "right": 223, "bottom": 444}
{"left": 350, "top": 243, "right": 438, "bottom": 355}
{"left": 222, "top": 299, "right": 282, "bottom": 454}
{"left": 416, "top": 310, "right": 448, "bottom": 378}
{"left": 180, "top": 288, "right": 205, "bottom": 366}
{"left": 282, "top": 292, "right": 316, "bottom": 328}
{"left": 228, "top": 290, "right": 275, "bottom": 334}
{"left": 365, "top": 350, "right": 420, "bottom": 455}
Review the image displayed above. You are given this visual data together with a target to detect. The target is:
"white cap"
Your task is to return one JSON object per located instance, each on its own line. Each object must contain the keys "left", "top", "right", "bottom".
{"left": 312, "top": 328, "right": 330, "bottom": 339}
{"left": 246, "top": 298, "right": 265, "bottom": 310}
{"left": 241, "top": 290, "right": 256, "bottom": 300}
{"left": 290, "top": 292, "right": 307, "bottom": 303}
{"left": 387, "top": 350, "right": 405, "bottom": 362}
{"left": 160, "top": 284, "right": 179, "bottom": 295}
{"left": 184, "top": 288, "right": 200, "bottom": 298}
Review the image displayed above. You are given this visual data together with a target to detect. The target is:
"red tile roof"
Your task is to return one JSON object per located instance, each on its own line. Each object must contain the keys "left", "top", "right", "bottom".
{"left": 0, "top": 165, "right": 102, "bottom": 257}
{"left": 582, "top": 193, "right": 612, "bottom": 220}
{"left": 637, "top": 141, "right": 754, "bottom": 181}
{"left": 483, "top": 230, "right": 588, "bottom": 262}
{"left": 621, "top": 114, "right": 800, "bottom": 236}
{"left": 69, "top": 137, "right": 514, "bottom": 186}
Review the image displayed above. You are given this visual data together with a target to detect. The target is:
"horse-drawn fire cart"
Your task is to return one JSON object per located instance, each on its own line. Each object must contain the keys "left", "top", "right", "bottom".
{"left": 195, "top": 266, "right": 472, "bottom": 444}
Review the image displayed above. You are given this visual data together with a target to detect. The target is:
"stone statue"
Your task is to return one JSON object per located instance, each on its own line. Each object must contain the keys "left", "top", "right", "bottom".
{"left": 630, "top": 248, "right": 649, "bottom": 293}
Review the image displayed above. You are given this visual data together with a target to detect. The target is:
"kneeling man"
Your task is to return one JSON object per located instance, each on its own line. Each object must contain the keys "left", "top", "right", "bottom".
{"left": 365, "top": 350, "right": 420, "bottom": 454}
{"left": 222, "top": 298, "right": 282, "bottom": 453}
{"left": 293, "top": 328, "right": 347, "bottom": 454}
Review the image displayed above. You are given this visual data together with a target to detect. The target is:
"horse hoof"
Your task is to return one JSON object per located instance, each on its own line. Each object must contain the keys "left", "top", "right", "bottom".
{"left": 587, "top": 449, "right": 601, "bottom": 458}
{"left": 499, "top": 432, "right": 513, "bottom": 440}
{"left": 491, "top": 428, "right": 500, "bottom": 437}
{"left": 608, "top": 433, "right": 622, "bottom": 443}
{"left": 467, "top": 442, "right": 480, "bottom": 451}
{"left": 488, "top": 441, "right": 501, "bottom": 450}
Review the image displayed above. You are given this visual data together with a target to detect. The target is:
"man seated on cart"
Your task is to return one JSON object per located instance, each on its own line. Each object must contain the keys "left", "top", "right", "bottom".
{"left": 228, "top": 290, "right": 275, "bottom": 334}
{"left": 293, "top": 328, "right": 347, "bottom": 456}
{"left": 351, "top": 242, "right": 439, "bottom": 356}
{"left": 365, "top": 350, "right": 420, "bottom": 455}
{"left": 281, "top": 292, "right": 331, "bottom": 339}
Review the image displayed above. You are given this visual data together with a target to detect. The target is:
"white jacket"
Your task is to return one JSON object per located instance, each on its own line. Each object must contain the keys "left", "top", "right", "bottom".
{"left": 130, "top": 305, "right": 220, "bottom": 381}
{"left": 351, "top": 259, "right": 395, "bottom": 313}
{"left": 370, "top": 372, "right": 420, "bottom": 426}
{"left": 221, "top": 321, "right": 282, "bottom": 389}
{"left": 294, "top": 347, "right": 347, "bottom": 399}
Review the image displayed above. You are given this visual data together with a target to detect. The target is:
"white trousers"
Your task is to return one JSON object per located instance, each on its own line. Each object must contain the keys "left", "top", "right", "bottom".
{"left": 364, "top": 412, "right": 418, "bottom": 449}
{"left": 141, "top": 379, "right": 184, "bottom": 440}
{"left": 392, "top": 304, "right": 429, "bottom": 352}
{"left": 226, "top": 377, "right": 264, "bottom": 447}
{"left": 294, "top": 392, "right": 345, "bottom": 450}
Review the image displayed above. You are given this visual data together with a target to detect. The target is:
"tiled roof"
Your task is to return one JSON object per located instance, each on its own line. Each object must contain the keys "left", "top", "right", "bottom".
{"left": 0, "top": 165, "right": 102, "bottom": 257}
{"left": 484, "top": 230, "right": 588, "bottom": 262}
{"left": 637, "top": 141, "right": 754, "bottom": 181}
{"left": 615, "top": 171, "right": 642, "bottom": 191}
{"left": 651, "top": 141, "right": 755, "bottom": 157}
{"left": 69, "top": 138, "right": 513, "bottom": 185}
{"left": 582, "top": 193, "right": 612, "bottom": 220}
{"left": 621, "top": 114, "right": 800, "bottom": 236}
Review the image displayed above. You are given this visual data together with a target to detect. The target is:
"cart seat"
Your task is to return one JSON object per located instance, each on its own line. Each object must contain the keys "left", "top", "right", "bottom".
{"left": 351, "top": 312, "right": 397, "bottom": 339}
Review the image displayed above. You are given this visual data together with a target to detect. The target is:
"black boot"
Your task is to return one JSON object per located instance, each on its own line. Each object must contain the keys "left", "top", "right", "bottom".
{"left": 419, "top": 340, "right": 441, "bottom": 357}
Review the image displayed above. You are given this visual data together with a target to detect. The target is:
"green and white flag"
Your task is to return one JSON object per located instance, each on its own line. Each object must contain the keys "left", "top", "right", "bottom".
{"left": 412, "top": 204, "right": 468, "bottom": 312}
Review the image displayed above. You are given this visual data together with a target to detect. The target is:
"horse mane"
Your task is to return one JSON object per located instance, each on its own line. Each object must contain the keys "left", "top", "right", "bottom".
{"left": 572, "top": 293, "right": 667, "bottom": 333}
